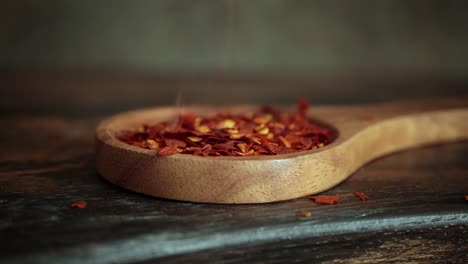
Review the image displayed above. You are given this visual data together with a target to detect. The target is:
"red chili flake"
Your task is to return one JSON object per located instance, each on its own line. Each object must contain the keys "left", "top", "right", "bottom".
{"left": 117, "top": 99, "right": 334, "bottom": 157}
{"left": 354, "top": 192, "right": 369, "bottom": 201}
{"left": 164, "top": 138, "right": 186, "bottom": 149}
{"left": 297, "top": 97, "right": 309, "bottom": 115}
{"left": 159, "top": 146, "right": 179, "bottom": 156}
{"left": 296, "top": 211, "right": 312, "bottom": 217}
{"left": 71, "top": 200, "right": 87, "bottom": 209}
{"left": 308, "top": 195, "right": 340, "bottom": 205}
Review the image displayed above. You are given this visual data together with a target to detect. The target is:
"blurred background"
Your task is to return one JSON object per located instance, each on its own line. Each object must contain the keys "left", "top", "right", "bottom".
{"left": 1, "top": 0, "right": 467, "bottom": 115}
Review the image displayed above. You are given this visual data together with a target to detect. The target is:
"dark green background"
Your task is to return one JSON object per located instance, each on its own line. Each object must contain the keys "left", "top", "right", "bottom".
{"left": 2, "top": 0, "right": 468, "bottom": 75}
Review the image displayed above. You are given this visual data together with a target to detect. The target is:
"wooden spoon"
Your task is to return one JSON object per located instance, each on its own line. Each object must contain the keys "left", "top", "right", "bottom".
{"left": 96, "top": 97, "right": 468, "bottom": 204}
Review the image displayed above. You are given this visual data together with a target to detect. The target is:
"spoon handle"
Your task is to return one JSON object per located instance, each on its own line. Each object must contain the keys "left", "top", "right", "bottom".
{"left": 333, "top": 108, "right": 468, "bottom": 172}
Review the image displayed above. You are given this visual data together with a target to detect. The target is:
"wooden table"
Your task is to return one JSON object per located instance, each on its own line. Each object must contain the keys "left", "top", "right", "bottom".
{"left": 1, "top": 71, "right": 467, "bottom": 263}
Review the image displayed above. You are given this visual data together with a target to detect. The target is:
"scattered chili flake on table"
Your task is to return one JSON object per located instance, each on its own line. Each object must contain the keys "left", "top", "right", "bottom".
{"left": 117, "top": 99, "right": 333, "bottom": 156}
{"left": 71, "top": 201, "right": 87, "bottom": 209}
{"left": 296, "top": 211, "right": 313, "bottom": 217}
{"left": 354, "top": 192, "right": 369, "bottom": 201}
{"left": 308, "top": 195, "right": 340, "bottom": 205}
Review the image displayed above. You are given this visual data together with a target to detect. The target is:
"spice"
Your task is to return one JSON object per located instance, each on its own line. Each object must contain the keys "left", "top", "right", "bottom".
{"left": 71, "top": 200, "right": 87, "bottom": 209}
{"left": 354, "top": 192, "right": 369, "bottom": 201}
{"left": 308, "top": 195, "right": 340, "bottom": 205}
{"left": 117, "top": 99, "right": 333, "bottom": 156}
{"left": 296, "top": 211, "right": 312, "bottom": 217}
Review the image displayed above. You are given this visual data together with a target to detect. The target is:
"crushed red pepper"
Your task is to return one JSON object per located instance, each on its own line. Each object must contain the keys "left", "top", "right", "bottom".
{"left": 354, "top": 192, "right": 369, "bottom": 201}
{"left": 117, "top": 99, "right": 333, "bottom": 156}
{"left": 296, "top": 211, "right": 313, "bottom": 217}
{"left": 71, "top": 200, "right": 87, "bottom": 209}
{"left": 308, "top": 195, "right": 340, "bottom": 205}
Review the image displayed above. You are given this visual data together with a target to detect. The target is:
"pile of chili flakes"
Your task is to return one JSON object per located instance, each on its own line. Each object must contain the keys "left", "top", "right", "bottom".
{"left": 117, "top": 99, "right": 333, "bottom": 157}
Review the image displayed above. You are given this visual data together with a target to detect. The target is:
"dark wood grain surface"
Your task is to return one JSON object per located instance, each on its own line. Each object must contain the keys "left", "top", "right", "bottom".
{"left": 0, "top": 71, "right": 467, "bottom": 263}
